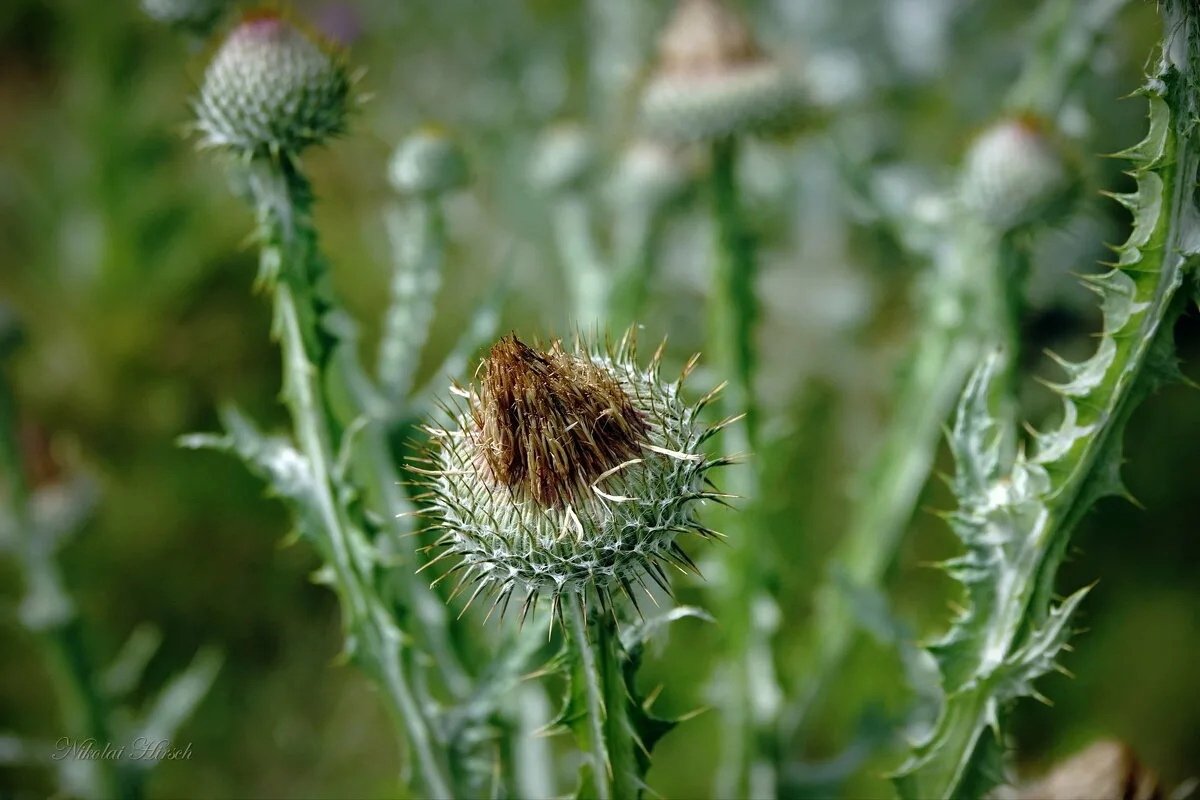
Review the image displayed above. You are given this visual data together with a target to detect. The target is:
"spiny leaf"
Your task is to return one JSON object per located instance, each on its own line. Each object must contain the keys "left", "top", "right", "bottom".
{"left": 895, "top": 12, "right": 1200, "bottom": 792}
{"left": 556, "top": 606, "right": 707, "bottom": 799}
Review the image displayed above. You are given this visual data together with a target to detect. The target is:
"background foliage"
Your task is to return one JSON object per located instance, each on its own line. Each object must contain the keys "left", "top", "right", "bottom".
{"left": 0, "top": 0, "right": 1196, "bottom": 797}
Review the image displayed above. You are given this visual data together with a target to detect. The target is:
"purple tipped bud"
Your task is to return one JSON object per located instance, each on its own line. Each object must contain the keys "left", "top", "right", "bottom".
{"left": 195, "top": 12, "right": 353, "bottom": 156}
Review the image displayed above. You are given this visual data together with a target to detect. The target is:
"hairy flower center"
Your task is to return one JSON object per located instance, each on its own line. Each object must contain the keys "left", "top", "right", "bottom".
{"left": 472, "top": 335, "right": 649, "bottom": 508}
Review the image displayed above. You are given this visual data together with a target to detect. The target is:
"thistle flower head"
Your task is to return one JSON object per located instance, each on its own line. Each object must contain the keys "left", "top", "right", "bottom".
{"left": 414, "top": 331, "right": 733, "bottom": 620}
{"left": 958, "top": 114, "right": 1080, "bottom": 231}
{"left": 194, "top": 10, "right": 353, "bottom": 157}
{"left": 639, "top": 0, "right": 801, "bottom": 143}
{"left": 388, "top": 127, "right": 470, "bottom": 197}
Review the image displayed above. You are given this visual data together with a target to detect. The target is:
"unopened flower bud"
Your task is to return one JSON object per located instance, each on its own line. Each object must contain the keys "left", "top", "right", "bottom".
{"left": 415, "top": 332, "right": 733, "bottom": 617}
{"left": 388, "top": 128, "right": 470, "bottom": 197}
{"left": 141, "top": 0, "right": 228, "bottom": 35}
{"left": 959, "top": 115, "right": 1080, "bottom": 231}
{"left": 195, "top": 11, "right": 353, "bottom": 156}
{"left": 528, "top": 123, "right": 596, "bottom": 194}
{"left": 639, "top": 0, "right": 802, "bottom": 143}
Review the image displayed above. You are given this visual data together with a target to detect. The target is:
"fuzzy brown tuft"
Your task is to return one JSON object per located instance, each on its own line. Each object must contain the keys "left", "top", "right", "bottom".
{"left": 472, "top": 335, "right": 649, "bottom": 508}
{"left": 656, "top": 0, "right": 765, "bottom": 76}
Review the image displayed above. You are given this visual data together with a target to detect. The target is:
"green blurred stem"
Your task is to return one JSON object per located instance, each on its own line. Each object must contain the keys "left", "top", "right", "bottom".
{"left": 0, "top": 371, "right": 135, "bottom": 800}
{"left": 609, "top": 211, "right": 667, "bottom": 331}
{"left": 378, "top": 200, "right": 446, "bottom": 407}
{"left": 710, "top": 137, "right": 759, "bottom": 442}
{"left": 553, "top": 196, "right": 610, "bottom": 330}
{"left": 789, "top": 219, "right": 1024, "bottom": 742}
{"left": 249, "top": 156, "right": 454, "bottom": 800}
{"left": 708, "top": 136, "right": 779, "bottom": 799}
{"left": 566, "top": 597, "right": 639, "bottom": 800}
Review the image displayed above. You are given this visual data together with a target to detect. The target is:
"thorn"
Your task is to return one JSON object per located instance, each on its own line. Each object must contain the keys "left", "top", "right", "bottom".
{"left": 680, "top": 352, "right": 701, "bottom": 382}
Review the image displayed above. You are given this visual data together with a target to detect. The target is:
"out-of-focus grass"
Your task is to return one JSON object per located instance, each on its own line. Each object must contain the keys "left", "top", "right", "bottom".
{"left": 0, "top": 0, "right": 1196, "bottom": 797}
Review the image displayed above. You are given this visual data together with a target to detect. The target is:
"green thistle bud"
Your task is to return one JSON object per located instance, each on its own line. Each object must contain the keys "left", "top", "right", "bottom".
{"left": 528, "top": 123, "right": 597, "bottom": 194}
{"left": 413, "top": 332, "right": 735, "bottom": 620}
{"left": 388, "top": 128, "right": 470, "bottom": 197}
{"left": 639, "top": 0, "right": 801, "bottom": 143}
{"left": 141, "top": 0, "right": 228, "bottom": 35}
{"left": 959, "top": 115, "right": 1080, "bottom": 232}
{"left": 194, "top": 11, "right": 353, "bottom": 157}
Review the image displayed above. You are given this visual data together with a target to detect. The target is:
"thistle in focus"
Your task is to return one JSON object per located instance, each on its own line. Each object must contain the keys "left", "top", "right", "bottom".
{"left": 194, "top": 10, "right": 353, "bottom": 157}
{"left": 639, "top": 0, "right": 802, "bottom": 143}
{"left": 413, "top": 331, "right": 737, "bottom": 621}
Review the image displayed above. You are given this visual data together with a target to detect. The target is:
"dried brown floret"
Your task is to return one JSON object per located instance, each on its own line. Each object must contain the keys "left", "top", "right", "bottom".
{"left": 472, "top": 335, "right": 649, "bottom": 508}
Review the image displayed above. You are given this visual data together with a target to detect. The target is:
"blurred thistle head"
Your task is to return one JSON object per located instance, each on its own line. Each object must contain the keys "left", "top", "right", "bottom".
{"left": 194, "top": 10, "right": 354, "bottom": 157}
{"left": 388, "top": 127, "right": 470, "bottom": 197}
{"left": 528, "top": 122, "right": 597, "bottom": 194}
{"left": 639, "top": 0, "right": 802, "bottom": 143}
{"left": 413, "top": 331, "right": 737, "bottom": 621}
{"left": 141, "top": 0, "right": 229, "bottom": 35}
{"left": 958, "top": 114, "right": 1081, "bottom": 232}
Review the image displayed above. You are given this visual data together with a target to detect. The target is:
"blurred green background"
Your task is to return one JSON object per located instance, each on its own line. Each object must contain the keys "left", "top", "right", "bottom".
{"left": 0, "top": 0, "right": 1196, "bottom": 797}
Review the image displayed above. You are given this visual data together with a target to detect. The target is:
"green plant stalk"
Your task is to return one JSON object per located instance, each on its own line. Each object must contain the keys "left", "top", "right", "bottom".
{"left": 609, "top": 210, "right": 668, "bottom": 332}
{"left": 895, "top": 4, "right": 1200, "bottom": 793}
{"left": 708, "top": 136, "right": 780, "bottom": 800}
{"left": 378, "top": 199, "right": 447, "bottom": 407}
{"left": 253, "top": 154, "right": 472, "bottom": 700}
{"left": 566, "top": 597, "right": 640, "bottom": 800}
{"left": 0, "top": 370, "right": 134, "bottom": 800}
{"left": 790, "top": 220, "right": 1024, "bottom": 738}
{"left": 553, "top": 196, "right": 610, "bottom": 330}
{"left": 710, "top": 138, "right": 758, "bottom": 444}
{"left": 245, "top": 156, "right": 454, "bottom": 799}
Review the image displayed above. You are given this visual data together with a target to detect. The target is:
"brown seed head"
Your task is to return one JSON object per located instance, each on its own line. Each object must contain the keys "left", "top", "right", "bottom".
{"left": 656, "top": 0, "right": 765, "bottom": 77}
{"left": 471, "top": 335, "right": 649, "bottom": 509}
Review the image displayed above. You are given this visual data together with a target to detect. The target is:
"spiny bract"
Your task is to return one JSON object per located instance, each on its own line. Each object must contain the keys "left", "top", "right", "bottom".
{"left": 412, "top": 331, "right": 736, "bottom": 621}
{"left": 194, "top": 11, "right": 352, "bottom": 156}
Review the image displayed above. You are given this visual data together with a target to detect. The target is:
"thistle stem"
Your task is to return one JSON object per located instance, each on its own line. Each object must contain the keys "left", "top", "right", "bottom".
{"left": 249, "top": 156, "right": 454, "bottom": 800}
{"left": 709, "top": 137, "right": 758, "bottom": 442}
{"left": 566, "top": 596, "right": 640, "bottom": 800}
{"left": 0, "top": 367, "right": 134, "bottom": 800}
{"left": 609, "top": 211, "right": 667, "bottom": 332}
{"left": 708, "top": 136, "right": 779, "bottom": 799}
{"left": 553, "top": 196, "right": 610, "bottom": 330}
{"left": 567, "top": 597, "right": 611, "bottom": 800}
{"left": 378, "top": 200, "right": 446, "bottom": 407}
